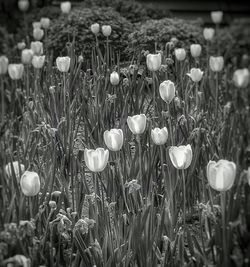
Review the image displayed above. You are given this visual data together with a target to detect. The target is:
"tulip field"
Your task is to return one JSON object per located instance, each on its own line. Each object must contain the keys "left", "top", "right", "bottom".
{"left": 1, "top": 1, "right": 250, "bottom": 267}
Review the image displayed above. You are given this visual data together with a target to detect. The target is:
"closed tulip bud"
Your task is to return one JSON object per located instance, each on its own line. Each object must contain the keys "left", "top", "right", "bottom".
{"left": 20, "top": 171, "right": 40, "bottom": 196}
{"left": 0, "top": 55, "right": 9, "bottom": 75}
{"left": 102, "top": 25, "right": 112, "bottom": 37}
{"left": 8, "top": 64, "right": 24, "bottom": 80}
{"left": 151, "top": 127, "right": 168, "bottom": 145}
{"left": 146, "top": 53, "right": 161, "bottom": 72}
{"left": 61, "top": 1, "right": 71, "bottom": 14}
{"left": 233, "top": 68, "right": 250, "bottom": 88}
{"left": 159, "top": 80, "right": 175, "bottom": 103}
{"left": 17, "top": 42, "right": 26, "bottom": 50}
{"left": 211, "top": 11, "right": 223, "bottom": 24}
{"left": 207, "top": 159, "right": 236, "bottom": 191}
{"left": 91, "top": 23, "right": 100, "bottom": 35}
{"left": 190, "top": 44, "right": 202, "bottom": 58}
{"left": 30, "top": 41, "right": 43, "bottom": 55}
{"left": 32, "top": 55, "right": 45, "bottom": 69}
{"left": 209, "top": 56, "right": 224, "bottom": 72}
{"left": 110, "top": 71, "right": 119, "bottom": 85}
{"left": 56, "top": 56, "right": 71, "bottom": 72}
{"left": 187, "top": 68, "right": 204, "bottom": 82}
{"left": 103, "top": 129, "right": 124, "bottom": 151}
{"left": 174, "top": 48, "right": 186, "bottom": 61}
{"left": 21, "top": 49, "right": 34, "bottom": 64}
{"left": 33, "top": 28, "right": 44, "bottom": 41}
{"left": 32, "top": 21, "right": 41, "bottom": 29}
{"left": 49, "top": 200, "right": 57, "bottom": 209}
{"left": 169, "top": 144, "right": 192, "bottom": 169}
{"left": 18, "top": 0, "right": 29, "bottom": 12}
{"left": 203, "top": 28, "right": 215, "bottom": 41}
{"left": 40, "top": 18, "right": 50, "bottom": 29}
{"left": 84, "top": 148, "right": 109, "bottom": 172}
{"left": 127, "top": 114, "right": 147, "bottom": 135}
{"left": 5, "top": 161, "right": 25, "bottom": 178}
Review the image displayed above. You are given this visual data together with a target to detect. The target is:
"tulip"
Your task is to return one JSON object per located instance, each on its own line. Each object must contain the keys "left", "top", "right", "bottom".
{"left": 32, "top": 55, "right": 45, "bottom": 69}
{"left": 20, "top": 171, "right": 40, "bottom": 196}
{"left": 33, "top": 28, "right": 44, "bottom": 41}
{"left": 0, "top": 55, "right": 9, "bottom": 75}
{"left": 32, "top": 21, "right": 41, "bottom": 29}
{"left": 159, "top": 80, "right": 175, "bottom": 103}
{"left": 61, "top": 1, "right": 71, "bottom": 14}
{"left": 17, "top": 42, "right": 26, "bottom": 50}
{"left": 18, "top": 0, "right": 29, "bottom": 12}
{"left": 103, "top": 129, "right": 124, "bottom": 151}
{"left": 207, "top": 159, "right": 236, "bottom": 192}
{"left": 187, "top": 68, "right": 204, "bottom": 82}
{"left": 151, "top": 127, "right": 168, "bottom": 145}
{"left": 56, "top": 56, "right": 71, "bottom": 72}
{"left": 8, "top": 64, "right": 24, "bottom": 80}
{"left": 5, "top": 161, "right": 25, "bottom": 178}
{"left": 169, "top": 144, "right": 192, "bottom": 169}
{"left": 190, "top": 44, "right": 202, "bottom": 58}
{"left": 209, "top": 56, "right": 224, "bottom": 72}
{"left": 233, "top": 68, "right": 250, "bottom": 88}
{"left": 174, "top": 48, "right": 186, "bottom": 61}
{"left": 127, "top": 114, "right": 147, "bottom": 135}
{"left": 203, "top": 28, "right": 215, "bottom": 41}
{"left": 21, "top": 49, "right": 34, "bottom": 64}
{"left": 30, "top": 41, "right": 43, "bottom": 55}
{"left": 110, "top": 71, "right": 119, "bottom": 85}
{"left": 211, "top": 11, "right": 223, "bottom": 24}
{"left": 84, "top": 148, "right": 109, "bottom": 172}
{"left": 40, "top": 18, "right": 50, "bottom": 29}
{"left": 102, "top": 25, "right": 112, "bottom": 37}
{"left": 146, "top": 53, "right": 162, "bottom": 72}
{"left": 91, "top": 23, "right": 100, "bottom": 35}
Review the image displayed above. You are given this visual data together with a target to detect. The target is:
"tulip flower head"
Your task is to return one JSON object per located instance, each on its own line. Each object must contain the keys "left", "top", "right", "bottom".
{"left": 17, "top": 42, "right": 26, "bottom": 50}
{"left": 32, "top": 21, "right": 41, "bottom": 29}
{"left": 209, "top": 56, "right": 224, "bottom": 72}
{"left": 61, "top": 1, "right": 71, "bottom": 14}
{"left": 5, "top": 161, "right": 25, "bottom": 179}
{"left": 91, "top": 23, "right": 100, "bottom": 35}
{"left": 233, "top": 68, "right": 250, "bottom": 88}
{"left": 21, "top": 49, "right": 34, "bottom": 64}
{"left": 0, "top": 55, "right": 9, "bottom": 75}
{"left": 207, "top": 159, "right": 236, "bottom": 192}
{"left": 174, "top": 48, "right": 186, "bottom": 61}
{"left": 40, "top": 18, "right": 50, "bottom": 29}
{"left": 18, "top": 0, "right": 29, "bottom": 12}
{"left": 146, "top": 53, "right": 162, "bottom": 71}
{"left": 127, "top": 114, "right": 147, "bottom": 135}
{"left": 84, "top": 148, "right": 109, "bottom": 172}
{"left": 30, "top": 41, "right": 43, "bottom": 55}
{"left": 211, "top": 11, "right": 223, "bottom": 24}
{"left": 102, "top": 25, "right": 112, "bottom": 37}
{"left": 20, "top": 171, "right": 40, "bottom": 196}
{"left": 151, "top": 127, "right": 168, "bottom": 145}
{"left": 32, "top": 55, "right": 45, "bottom": 69}
{"left": 110, "top": 71, "right": 120, "bottom": 85}
{"left": 190, "top": 44, "right": 202, "bottom": 58}
{"left": 56, "top": 56, "right": 71, "bottom": 72}
{"left": 187, "top": 68, "right": 204, "bottom": 82}
{"left": 169, "top": 144, "right": 193, "bottom": 169}
{"left": 33, "top": 28, "right": 44, "bottom": 41}
{"left": 103, "top": 129, "right": 124, "bottom": 151}
{"left": 8, "top": 64, "right": 24, "bottom": 80}
{"left": 159, "top": 80, "right": 175, "bottom": 103}
{"left": 203, "top": 28, "right": 215, "bottom": 41}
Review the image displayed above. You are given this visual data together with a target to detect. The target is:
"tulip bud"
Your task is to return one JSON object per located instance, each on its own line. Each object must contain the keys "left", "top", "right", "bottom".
{"left": 146, "top": 53, "right": 162, "bottom": 72}
{"left": 102, "top": 25, "right": 112, "bottom": 37}
{"left": 40, "top": 18, "right": 50, "bottom": 29}
{"left": 56, "top": 56, "right": 71, "bottom": 72}
{"left": 5, "top": 161, "right": 25, "bottom": 178}
{"left": 203, "top": 28, "right": 215, "bottom": 41}
{"left": 91, "top": 23, "right": 100, "bottom": 35}
{"left": 32, "top": 21, "right": 41, "bottom": 29}
{"left": 49, "top": 200, "right": 57, "bottom": 209}
{"left": 21, "top": 49, "right": 34, "bottom": 64}
{"left": 8, "top": 64, "right": 24, "bottom": 80}
{"left": 151, "top": 127, "right": 168, "bottom": 145}
{"left": 17, "top": 42, "right": 26, "bottom": 50}
{"left": 84, "top": 148, "right": 109, "bottom": 172}
{"left": 190, "top": 44, "right": 202, "bottom": 58}
{"left": 159, "top": 80, "right": 175, "bottom": 103}
{"left": 33, "top": 28, "right": 44, "bottom": 41}
{"left": 187, "top": 68, "right": 204, "bottom": 82}
{"left": 103, "top": 129, "right": 124, "bottom": 151}
{"left": 0, "top": 55, "right": 9, "bottom": 75}
{"left": 127, "top": 114, "right": 147, "bottom": 135}
{"left": 207, "top": 159, "right": 236, "bottom": 191}
{"left": 32, "top": 55, "right": 45, "bottom": 69}
{"left": 211, "top": 11, "right": 223, "bottom": 24}
{"left": 169, "top": 144, "right": 192, "bottom": 169}
{"left": 110, "top": 71, "right": 119, "bottom": 85}
{"left": 174, "top": 48, "right": 186, "bottom": 61}
{"left": 18, "top": 0, "right": 29, "bottom": 12}
{"left": 209, "top": 56, "right": 224, "bottom": 72}
{"left": 20, "top": 171, "right": 40, "bottom": 196}
{"left": 61, "top": 1, "right": 71, "bottom": 14}
{"left": 170, "top": 37, "right": 178, "bottom": 46}
{"left": 30, "top": 41, "right": 43, "bottom": 55}
{"left": 233, "top": 68, "right": 250, "bottom": 88}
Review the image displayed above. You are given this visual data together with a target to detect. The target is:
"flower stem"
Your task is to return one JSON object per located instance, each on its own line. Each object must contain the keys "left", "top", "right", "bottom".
{"left": 221, "top": 191, "right": 228, "bottom": 267}
{"left": 137, "top": 135, "right": 143, "bottom": 195}
{"left": 181, "top": 169, "right": 186, "bottom": 230}
{"left": 167, "top": 103, "right": 173, "bottom": 145}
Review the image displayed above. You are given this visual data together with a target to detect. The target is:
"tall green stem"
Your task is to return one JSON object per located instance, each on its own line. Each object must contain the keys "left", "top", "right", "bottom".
{"left": 181, "top": 169, "right": 186, "bottom": 230}
{"left": 221, "top": 191, "right": 228, "bottom": 267}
